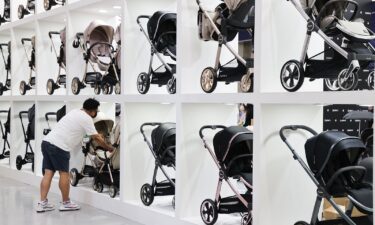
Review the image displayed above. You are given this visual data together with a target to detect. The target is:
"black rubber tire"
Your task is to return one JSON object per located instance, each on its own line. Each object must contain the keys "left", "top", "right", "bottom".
{"left": 200, "top": 67, "right": 217, "bottom": 93}
{"left": 280, "top": 60, "right": 305, "bottom": 92}
{"left": 200, "top": 199, "right": 218, "bottom": 225}
{"left": 16, "top": 155, "right": 23, "bottom": 170}
{"left": 71, "top": 77, "right": 81, "bottom": 95}
{"left": 44, "top": 0, "right": 52, "bottom": 11}
{"left": 103, "top": 83, "right": 113, "bottom": 95}
{"left": 137, "top": 73, "right": 150, "bottom": 94}
{"left": 46, "top": 79, "right": 55, "bottom": 95}
{"left": 166, "top": 78, "right": 176, "bottom": 94}
{"left": 95, "top": 181, "right": 104, "bottom": 193}
{"left": 337, "top": 69, "right": 358, "bottom": 91}
{"left": 69, "top": 168, "right": 79, "bottom": 186}
{"left": 94, "top": 84, "right": 101, "bottom": 95}
{"left": 240, "top": 73, "right": 253, "bottom": 93}
{"left": 19, "top": 80, "right": 27, "bottom": 95}
{"left": 0, "top": 83, "right": 4, "bottom": 96}
{"left": 18, "top": 5, "right": 25, "bottom": 19}
{"left": 294, "top": 221, "right": 309, "bottom": 225}
{"left": 109, "top": 185, "right": 117, "bottom": 198}
{"left": 140, "top": 183, "right": 154, "bottom": 206}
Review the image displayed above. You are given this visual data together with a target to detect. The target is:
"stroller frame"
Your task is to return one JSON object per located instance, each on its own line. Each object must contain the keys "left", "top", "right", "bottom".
{"left": 196, "top": 0, "right": 254, "bottom": 93}
{"left": 18, "top": 0, "right": 35, "bottom": 19}
{"left": 281, "top": 0, "right": 375, "bottom": 92}
{"left": 46, "top": 31, "right": 66, "bottom": 95}
{"left": 0, "top": 42, "right": 10, "bottom": 95}
{"left": 136, "top": 15, "right": 177, "bottom": 95}
{"left": 44, "top": 0, "right": 65, "bottom": 11}
{"left": 0, "top": 0, "right": 10, "bottom": 25}
{"left": 43, "top": 111, "right": 58, "bottom": 135}
{"left": 16, "top": 110, "right": 34, "bottom": 172}
{"left": 19, "top": 38, "right": 36, "bottom": 95}
{"left": 71, "top": 32, "right": 121, "bottom": 95}
{"left": 0, "top": 110, "right": 9, "bottom": 160}
{"left": 280, "top": 125, "right": 372, "bottom": 225}
{"left": 139, "top": 123, "right": 176, "bottom": 207}
{"left": 199, "top": 125, "right": 252, "bottom": 225}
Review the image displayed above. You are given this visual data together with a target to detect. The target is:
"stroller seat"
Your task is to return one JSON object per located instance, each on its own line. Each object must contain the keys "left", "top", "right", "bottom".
{"left": 348, "top": 187, "right": 373, "bottom": 214}
{"left": 336, "top": 20, "right": 375, "bottom": 42}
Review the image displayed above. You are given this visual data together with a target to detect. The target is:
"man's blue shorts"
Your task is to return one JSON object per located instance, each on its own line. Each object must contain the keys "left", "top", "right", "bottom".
{"left": 41, "top": 141, "right": 70, "bottom": 173}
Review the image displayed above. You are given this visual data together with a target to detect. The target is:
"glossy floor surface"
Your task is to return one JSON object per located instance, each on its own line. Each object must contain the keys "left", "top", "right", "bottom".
{"left": 0, "top": 176, "right": 142, "bottom": 225}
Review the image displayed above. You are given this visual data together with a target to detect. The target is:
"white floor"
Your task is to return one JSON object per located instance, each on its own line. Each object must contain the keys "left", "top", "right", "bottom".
{"left": 0, "top": 176, "right": 142, "bottom": 225}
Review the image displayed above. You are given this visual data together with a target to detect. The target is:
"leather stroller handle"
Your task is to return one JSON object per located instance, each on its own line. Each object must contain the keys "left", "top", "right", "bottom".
{"left": 48, "top": 31, "right": 60, "bottom": 38}
{"left": 18, "top": 111, "right": 28, "bottom": 118}
{"left": 21, "top": 38, "right": 32, "bottom": 45}
{"left": 45, "top": 112, "right": 57, "bottom": 121}
{"left": 199, "top": 125, "right": 227, "bottom": 138}
{"left": 0, "top": 110, "right": 8, "bottom": 114}
{"left": 279, "top": 125, "right": 318, "bottom": 142}
{"left": 137, "top": 15, "right": 150, "bottom": 24}
{"left": 140, "top": 122, "right": 162, "bottom": 133}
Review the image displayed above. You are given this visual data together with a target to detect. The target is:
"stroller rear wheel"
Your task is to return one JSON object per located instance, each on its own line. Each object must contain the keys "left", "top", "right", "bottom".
{"left": 280, "top": 60, "right": 304, "bottom": 92}
{"left": 19, "top": 80, "right": 28, "bottom": 95}
{"left": 337, "top": 69, "right": 358, "bottom": 91}
{"left": 103, "top": 83, "right": 113, "bottom": 95}
{"left": 166, "top": 78, "right": 176, "bottom": 94}
{"left": 47, "top": 79, "right": 57, "bottom": 95}
{"left": 115, "top": 81, "right": 121, "bottom": 94}
{"left": 241, "top": 213, "right": 252, "bottom": 225}
{"left": 324, "top": 78, "right": 340, "bottom": 91}
{"left": 294, "top": 221, "right": 309, "bottom": 225}
{"left": 200, "top": 199, "right": 218, "bottom": 225}
{"left": 18, "top": 5, "right": 25, "bottom": 19}
{"left": 71, "top": 77, "right": 81, "bottom": 95}
{"left": 240, "top": 72, "right": 253, "bottom": 93}
{"left": 367, "top": 71, "right": 374, "bottom": 90}
{"left": 69, "top": 168, "right": 79, "bottom": 186}
{"left": 94, "top": 84, "right": 101, "bottom": 95}
{"left": 44, "top": 0, "right": 57, "bottom": 11}
{"left": 200, "top": 67, "right": 217, "bottom": 93}
{"left": 140, "top": 183, "right": 154, "bottom": 206}
{"left": 93, "top": 179, "right": 104, "bottom": 193}
{"left": 109, "top": 185, "right": 118, "bottom": 198}
{"left": 137, "top": 72, "right": 150, "bottom": 94}
{"left": 16, "top": 155, "right": 23, "bottom": 170}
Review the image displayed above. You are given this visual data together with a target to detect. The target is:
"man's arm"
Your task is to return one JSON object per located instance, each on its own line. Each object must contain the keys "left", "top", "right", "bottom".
{"left": 91, "top": 134, "right": 114, "bottom": 152}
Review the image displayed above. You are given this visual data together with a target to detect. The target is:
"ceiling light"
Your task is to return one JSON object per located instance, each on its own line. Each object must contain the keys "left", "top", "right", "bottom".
{"left": 99, "top": 9, "right": 108, "bottom": 13}
{"left": 113, "top": 5, "right": 121, "bottom": 9}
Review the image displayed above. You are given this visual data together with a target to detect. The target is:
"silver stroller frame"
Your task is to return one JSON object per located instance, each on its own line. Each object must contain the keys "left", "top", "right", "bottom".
{"left": 199, "top": 125, "right": 253, "bottom": 225}
{"left": 0, "top": 42, "right": 10, "bottom": 95}
{"left": 46, "top": 31, "right": 66, "bottom": 95}
{"left": 19, "top": 38, "right": 35, "bottom": 95}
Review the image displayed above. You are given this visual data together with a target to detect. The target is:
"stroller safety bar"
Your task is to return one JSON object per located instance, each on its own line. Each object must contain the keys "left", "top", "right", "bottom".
{"left": 21, "top": 38, "right": 32, "bottom": 45}
{"left": 325, "top": 166, "right": 366, "bottom": 190}
{"left": 48, "top": 31, "right": 60, "bottom": 38}
{"left": 316, "top": 0, "right": 358, "bottom": 28}
{"left": 279, "top": 125, "right": 318, "bottom": 142}
{"left": 88, "top": 42, "right": 115, "bottom": 54}
{"left": 136, "top": 15, "right": 151, "bottom": 24}
{"left": 199, "top": 125, "right": 227, "bottom": 138}
{"left": 45, "top": 112, "right": 57, "bottom": 121}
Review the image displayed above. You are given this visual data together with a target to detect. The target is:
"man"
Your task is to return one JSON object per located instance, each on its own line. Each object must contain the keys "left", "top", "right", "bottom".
{"left": 36, "top": 98, "right": 115, "bottom": 212}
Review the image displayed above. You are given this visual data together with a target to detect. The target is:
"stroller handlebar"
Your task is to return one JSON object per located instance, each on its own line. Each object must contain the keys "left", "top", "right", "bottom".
{"left": 48, "top": 31, "right": 60, "bottom": 38}
{"left": 199, "top": 125, "right": 227, "bottom": 138}
{"left": 279, "top": 125, "right": 318, "bottom": 142}
{"left": 45, "top": 112, "right": 57, "bottom": 121}
{"left": 137, "top": 15, "right": 150, "bottom": 24}
{"left": 18, "top": 111, "right": 28, "bottom": 118}
{"left": 0, "top": 110, "right": 8, "bottom": 114}
{"left": 140, "top": 122, "right": 162, "bottom": 133}
{"left": 21, "top": 38, "right": 32, "bottom": 45}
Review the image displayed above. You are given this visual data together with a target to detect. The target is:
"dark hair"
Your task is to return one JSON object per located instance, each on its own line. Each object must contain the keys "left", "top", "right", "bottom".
{"left": 83, "top": 98, "right": 100, "bottom": 111}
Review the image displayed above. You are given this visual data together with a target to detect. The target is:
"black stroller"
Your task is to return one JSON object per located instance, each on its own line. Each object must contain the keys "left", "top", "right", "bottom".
{"left": 46, "top": 28, "right": 66, "bottom": 95}
{"left": 43, "top": 105, "right": 66, "bottom": 135}
{"left": 71, "top": 21, "right": 120, "bottom": 95}
{"left": 281, "top": 0, "right": 375, "bottom": 92}
{"left": 199, "top": 125, "right": 253, "bottom": 225}
{"left": 18, "top": 0, "right": 35, "bottom": 19}
{"left": 0, "top": 41, "right": 10, "bottom": 95}
{"left": 19, "top": 37, "right": 36, "bottom": 95}
{"left": 0, "top": 0, "right": 10, "bottom": 25}
{"left": 139, "top": 123, "right": 176, "bottom": 207}
{"left": 0, "top": 108, "right": 10, "bottom": 160}
{"left": 16, "top": 104, "right": 35, "bottom": 172}
{"left": 44, "top": 0, "right": 65, "bottom": 11}
{"left": 197, "top": 0, "right": 255, "bottom": 93}
{"left": 136, "top": 12, "right": 177, "bottom": 95}
{"left": 280, "top": 125, "right": 373, "bottom": 225}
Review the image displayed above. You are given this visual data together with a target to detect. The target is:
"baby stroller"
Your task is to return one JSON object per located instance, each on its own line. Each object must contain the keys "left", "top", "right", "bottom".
{"left": 70, "top": 113, "right": 120, "bottom": 198}
{"left": 18, "top": 0, "right": 35, "bottom": 19}
{"left": 16, "top": 104, "right": 35, "bottom": 172}
{"left": 19, "top": 36, "right": 36, "bottom": 95}
{"left": 280, "top": 125, "right": 373, "bottom": 225}
{"left": 139, "top": 123, "right": 176, "bottom": 207}
{"left": 43, "top": 105, "right": 66, "bottom": 135}
{"left": 199, "top": 125, "right": 253, "bottom": 225}
{"left": 280, "top": 0, "right": 375, "bottom": 92}
{"left": 71, "top": 21, "right": 121, "bottom": 95}
{"left": 46, "top": 28, "right": 66, "bottom": 95}
{"left": 44, "top": 0, "right": 65, "bottom": 11}
{"left": 0, "top": 108, "right": 10, "bottom": 160}
{"left": 0, "top": 41, "right": 10, "bottom": 95}
{"left": 136, "top": 12, "right": 177, "bottom": 94}
{"left": 0, "top": 0, "right": 10, "bottom": 25}
{"left": 197, "top": 0, "right": 255, "bottom": 93}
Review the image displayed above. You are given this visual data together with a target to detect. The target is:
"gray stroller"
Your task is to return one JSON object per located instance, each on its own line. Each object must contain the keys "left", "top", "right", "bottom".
{"left": 19, "top": 37, "right": 36, "bottom": 95}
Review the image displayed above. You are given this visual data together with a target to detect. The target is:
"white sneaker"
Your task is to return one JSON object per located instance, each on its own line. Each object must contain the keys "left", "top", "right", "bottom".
{"left": 36, "top": 199, "right": 55, "bottom": 213}
{"left": 59, "top": 200, "right": 81, "bottom": 211}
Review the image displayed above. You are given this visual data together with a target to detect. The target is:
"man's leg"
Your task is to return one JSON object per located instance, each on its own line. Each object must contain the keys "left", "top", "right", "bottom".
{"left": 59, "top": 171, "right": 70, "bottom": 202}
{"left": 40, "top": 169, "right": 55, "bottom": 201}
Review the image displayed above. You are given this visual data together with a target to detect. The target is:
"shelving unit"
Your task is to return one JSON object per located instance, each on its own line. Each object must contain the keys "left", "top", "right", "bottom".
{"left": 0, "top": 0, "right": 373, "bottom": 225}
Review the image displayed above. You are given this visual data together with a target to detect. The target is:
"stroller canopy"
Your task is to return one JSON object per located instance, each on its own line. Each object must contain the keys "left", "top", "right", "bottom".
{"left": 26, "top": 104, "right": 35, "bottom": 140}
{"left": 151, "top": 123, "right": 176, "bottom": 165}
{"left": 56, "top": 105, "right": 66, "bottom": 122}
{"left": 147, "top": 11, "right": 176, "bottom": 57}
{"left": 305, "top": 131, "right": 366, "bottom": 178}
{"left": 93, "top": 112, "right": 114, "bottom": 135}
{"left": 213, "top": 126, "right": 253, "bottom": 167}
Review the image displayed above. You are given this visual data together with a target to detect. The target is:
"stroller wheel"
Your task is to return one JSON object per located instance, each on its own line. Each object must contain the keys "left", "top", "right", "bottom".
{"left": 137, "top": 73, "right": 150, "bottom": 94}
{"left": 18, "top": 5, "right": 25, "bottom": 19}
{"left": 241, "top": 213, "right": 252, "bottom": 225}
{"left": 280, "top": 60, "right": 304, "bottom": 92}
{"left": 94, "top": 84, "right": 101, "bottom": 95}
{"left": 0, "top": 82, "right": 3, "bottom": 96}
{"left": 337, "top": 69, "right": 358, "bottom": 91}
{"left": 200, "top": 199, "right": 218, "bottom": 225}
{"left": 109, "top": 185, "right": 118, "bottom": 198}
{"left": 19, "top": 80, "right": 28, "bottom": 95}
{"left": 72, "top": 40, "right": 80, "bottom": 48}
{"left": 69, "top": 168, "right": 79, "bottom": 186}
{"left": 46, "top": 79, "right": 56, "bottom": 95}
{"left": 115, "top": 81, "right": 121, "bottom": 94}
{"left": 367, "top": 71, "right": 374, "bottom": 90}
{"left": 44, "top": 0, "right": 52, "bottom": 11}
{"left": 16, "top": 155, "right": 23, "bottom": 170}
{"left": 103, "top": 83, "right": 113, "bottom": 95}
{"left": 140, "top": 183, "right": 154, "bottom": 206}
{"left": 166, "top": 78, "right": 176, "bottom": 94}
{"left": 94, "top": 180, "right": 104, "bottom": 193}
{"left": 32, "top": 162, "right": 34, "bottom": 172}
{"left": 200, "top": 67, "right": 217, "bottom": 93}
{"left": 294, "top": 221, "right": 309, "bottom": 225}
{"left": 240, "top": 72, "right": 253, "bottom": 93}
{"left": 324, "top": 78, "right": 340, "bottom": 91}
{"left": 172, "top": 196, "right": 175, "bottom": 209}
{"left": 71, "top": 77, "right": 81, "bottom": 95}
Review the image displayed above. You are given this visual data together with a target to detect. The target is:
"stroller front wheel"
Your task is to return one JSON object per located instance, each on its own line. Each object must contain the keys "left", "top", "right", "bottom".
{"left": 0, "top": 82, "right": 3, "bottom": 96}
{"left": 94, "top": 84, "right": 101, "bottom": 95}
{"left": 240, "top": 72, "right": 253, "bottom": 93}
{"left": 94, "top": 180, "right": 104, "bottom": 193}
{"left": 367, "top": 71, "right": 374, "bottom": 90}
{"left": 71, "top": 77, "right": 81, "bottom": 95}
{"left": 16, "top": 155, "right": 23, "bottom": 170}
{"left": 337, "top": 69, "right": 358, "bottom": 91}
{"left": 294, "top": 221, "right": 309, "bottom": 225}
{"left": 137, "top": 72, "right": 150, "bottom": 94}
{"left": 324, "top": 78, "right": 340, "bottom": 91}
{"left": 44, "top": 0, "right": 54, "bottom": 11}
{"left": 69, "top": 168, "right": 79, "bottom": 186}
{"left": 18, "top": 5, "right": 25, "bottom": 19}
{"left": 280, "top": 60, "right": 304, "bottom": 92}
{"left": 19, "top": 80, "right": 28, "bottom": 95}
{"left": 241, "top": 213, "right": 252, "bottom": 225}
{"left": 46, "top": 79, "right": 56, "bottom": 95}
{"left": 140, "top": 183, "right": 154, "bottom": 206}
{"left": 200, "top": 67, "right": 217, "bottom": 93}
{"left": 200, "top": 199, "right": 218, "bottom": 225}
{"left": 103, "top": 83, "right": 113, "bottom": 95}
{"left": 115, "top": 81, "right": 121, "bottom": 94}
{"left": 109, "top": 185, "right": 118, "bottom": 198}
{"left": 166, "top": 78, "right": 176, "bottom": 94}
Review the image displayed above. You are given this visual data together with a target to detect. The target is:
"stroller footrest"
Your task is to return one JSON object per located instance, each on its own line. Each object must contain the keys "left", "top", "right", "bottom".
{"left": 218, "top": 194, "right": 251, "bottom": 214}
{"left": 154, "top": 180, "right": 175, "bottom": 196}
{"left": 83, "top": 165, "right": 96, "bottom": 177}
{"left": 85, "top": 72, "right": 102, "bottom": 84}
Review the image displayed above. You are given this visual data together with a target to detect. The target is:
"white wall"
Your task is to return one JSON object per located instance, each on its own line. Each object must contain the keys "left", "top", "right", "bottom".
{"left": 258, "top": 104, "right": 323, "bottom": 225}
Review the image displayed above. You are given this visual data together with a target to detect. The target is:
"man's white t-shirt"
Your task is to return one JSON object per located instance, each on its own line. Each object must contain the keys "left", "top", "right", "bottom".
{"left": 44, "top": 109, "right": 98, "bottom": 152}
